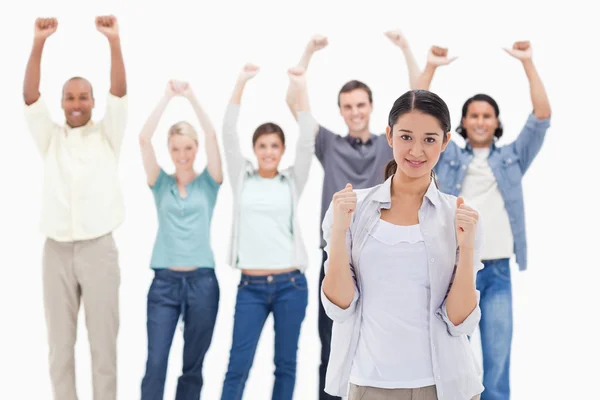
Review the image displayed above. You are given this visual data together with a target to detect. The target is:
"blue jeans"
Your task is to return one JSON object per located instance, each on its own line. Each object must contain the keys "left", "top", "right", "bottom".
{"left": 221, "top": 270, "right": 308, "bottom": 400}
{"left": 477, "top": 259, "right": 513, "bottom": 400}
{"left": 141, "top": 268, "right": 219, "bottom": 400}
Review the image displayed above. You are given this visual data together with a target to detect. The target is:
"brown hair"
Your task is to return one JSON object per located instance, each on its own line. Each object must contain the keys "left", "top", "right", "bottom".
{"left": 337, "top": 80, "right": 373, "bottom": 107}
{"left": 252, "top": 122, "right": 285, "bottom": 147}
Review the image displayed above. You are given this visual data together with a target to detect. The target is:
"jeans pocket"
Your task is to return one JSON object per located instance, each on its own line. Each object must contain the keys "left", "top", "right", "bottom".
{"left": 490, "top": 261, "right": 511, "bottom": 281}
{"left": 290, "top": 275, "right": 308, "bottom": 291}
{"left": 147, "top": 278, "right": 171, "bottom": 304}
{"left": 237, "top": 280, "right": 250, "bottom": 290}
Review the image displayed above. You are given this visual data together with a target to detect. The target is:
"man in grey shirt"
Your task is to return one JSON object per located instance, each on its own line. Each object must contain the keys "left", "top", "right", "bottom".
{"left": 286, "top": 31, "right": 422, "bottom": 400}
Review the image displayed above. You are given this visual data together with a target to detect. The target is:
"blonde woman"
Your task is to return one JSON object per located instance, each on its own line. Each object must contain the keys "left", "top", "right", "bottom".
{"left": 139, "top": 80, "right": 223, "bottom": 400}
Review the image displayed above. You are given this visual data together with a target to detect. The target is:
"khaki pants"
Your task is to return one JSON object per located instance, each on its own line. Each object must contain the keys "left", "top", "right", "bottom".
{"left": 349, "top": 384, "right": 481, "bottom": 400}
{"left": 43, "top": 233, "right": 120, "bottom": 400}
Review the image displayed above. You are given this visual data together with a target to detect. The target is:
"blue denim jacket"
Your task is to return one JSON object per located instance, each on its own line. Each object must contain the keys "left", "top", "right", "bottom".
{"left": 434, "top": 113, "right": 551, "bottom": 271}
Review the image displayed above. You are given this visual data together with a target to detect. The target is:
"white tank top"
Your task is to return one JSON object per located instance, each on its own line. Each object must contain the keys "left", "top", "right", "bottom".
{"left": 350, "top": 219, "right": 435, "bottom": 389}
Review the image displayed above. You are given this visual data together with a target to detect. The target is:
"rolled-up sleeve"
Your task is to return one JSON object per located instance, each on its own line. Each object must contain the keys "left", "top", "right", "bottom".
{"left": 437, "top": 212, "right": 484, "bottom": 337}
{"left": 320, "top": 201, "right": 360, "bottom": 323}
{"left": 100, "top": 93, "right": 128, "bottom": 155}
{"left": 24, "top": 95, "right": 58, "bottom": 156}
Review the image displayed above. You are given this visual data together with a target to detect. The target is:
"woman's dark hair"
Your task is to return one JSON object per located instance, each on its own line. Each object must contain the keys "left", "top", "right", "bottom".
{"left": 252, "top": 122, "right": 285, "bottom": 147}
{"left": 455, "top": 94, "right": 503, "bottom": 140}
{"left": 337, "top": 80, "right": 373, "bottom": 107}
{"left": 384, "top": 90, "right": 451, "bottom": 181}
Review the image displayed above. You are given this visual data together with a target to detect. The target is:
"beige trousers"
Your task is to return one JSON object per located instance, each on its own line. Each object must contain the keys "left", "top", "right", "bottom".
{"left": 43, "top": 233, "right": 120, "bottom": 400}
{"left": 349, "top": 384, "right": 481, "bottom": 400}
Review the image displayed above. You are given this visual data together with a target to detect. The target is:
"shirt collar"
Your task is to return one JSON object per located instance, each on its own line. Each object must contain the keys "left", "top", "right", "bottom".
{"left": 466, "top": 140, "right": 497, "bottom": 153}
{"left": 64, "top": 119, "right": 95, "bottom": 131}
{"left": 345, "top": 134, "right": 373, "bottom": 148}
{"left": 371, "top": 174, "right": 441, "bottom": 208}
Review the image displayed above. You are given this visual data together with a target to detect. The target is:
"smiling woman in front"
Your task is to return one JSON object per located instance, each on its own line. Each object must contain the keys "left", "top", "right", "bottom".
{"left": 321, "top": 89, "right": 484, "bottom": 400}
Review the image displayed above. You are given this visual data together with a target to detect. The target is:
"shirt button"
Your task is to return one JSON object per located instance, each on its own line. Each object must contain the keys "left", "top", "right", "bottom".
{"left": 431, "top": 258, "right": 435, "bottom": 263}
{"left": 508, "top": 158, "right": 512, "bottom": 163}
{"left": 450, "top": 161, "right": 455, "bottom": 166}
{"left": 462, "top": 165, "right": 467, "bottom": 170}
{"left": 456, "top": 184, "right": 461, "bottom": 189}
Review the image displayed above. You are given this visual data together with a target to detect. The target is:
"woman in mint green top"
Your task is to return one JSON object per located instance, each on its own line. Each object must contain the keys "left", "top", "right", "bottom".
{"left": 220, "top": 64, "right": 317, "bottom": 400}
{"left": 138, "top": 80, "right": 223, "bottom": 400}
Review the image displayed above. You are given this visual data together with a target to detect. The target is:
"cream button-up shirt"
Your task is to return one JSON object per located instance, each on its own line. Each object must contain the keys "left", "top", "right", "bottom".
{"left": 24, "top": 93, "right": 128, "bottom": 242}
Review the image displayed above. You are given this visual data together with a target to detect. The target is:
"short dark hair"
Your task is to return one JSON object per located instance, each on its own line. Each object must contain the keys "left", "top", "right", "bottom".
{"left": 385, "top": 90, "right": 451, "bottom": 180}
{"left": 62, "top": 76, "right": 94, "bottom": 99}
{"left": 337, "top": 80, "right": 373, "bottom": 107}
{"left": 456, "top": 94, "right": 503, "bottom": 140}
{"left": 252, "top": 122, "right": 285, "bottom": 147}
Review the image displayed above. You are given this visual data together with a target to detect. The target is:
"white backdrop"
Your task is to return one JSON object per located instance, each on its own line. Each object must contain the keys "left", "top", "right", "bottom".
{"left": 1, "top": 0, "right": 599, "bottom": 399}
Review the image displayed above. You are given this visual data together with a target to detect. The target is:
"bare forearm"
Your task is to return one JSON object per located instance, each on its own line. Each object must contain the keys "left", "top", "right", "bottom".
{"left": 189, "top": 94, "right": 216, "bottom": 137}
{"left": 322, "top": 229, "right": 355, "bottom": 309}
{"left": 189, "top": 95, "right": 223, "bottom": 183}
{"left": 522, "top": 60, "right": 551, "bottom": 119}
{"left": 23, "top": 38, "right": 45, "bottom": 105}
{"left": 445, "top": 247, "right": 477, "bottom": 325}
{"left": 297, "top": 47, "right": 314, "bottom": 70}
{"left": 109, "top": 37, "right": 126, "bottom": 97}
{"left": 416, "top": 63, "right": 436, "bottom": 91}
{"left": 139, "top": 96, "right": 170, "bottom": 143}
{"left": 401, "top": 46, "right": 422, "bottom": 90}
{"left": 204, "top": 131, "right": 223, "bottom": 183}
{"left": 286, "top": 48, "right": 314, "bottom": 118}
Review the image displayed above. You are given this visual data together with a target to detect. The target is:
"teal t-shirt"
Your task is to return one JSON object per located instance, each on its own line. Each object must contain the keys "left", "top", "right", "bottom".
{"left": 149, "top": 168, "right": 220, "bottom": 269}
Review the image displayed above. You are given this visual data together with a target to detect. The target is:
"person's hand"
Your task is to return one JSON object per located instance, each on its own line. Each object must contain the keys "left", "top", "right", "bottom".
{"left": 332, "top": 184, "right": 357, "bottom": 233}
{"left": 95, "top": 15, "right": 119, "bottom": 40}
{"left": 34, "top": 18, "right": 58, "bottom": 40}
{"left": 384, "top": 29, "right": 409, "bottom": 50}
{"left": 165, "top": 80, "right": 189, "bottom": 98}
{"left": 427, "top": 45, "right": 458, "bottom": 67}
{"left": 306, "top": 34, "right": 329, "bottom": 53}
{"left": 237, "top": 63, "right": 260, "bottom": 83}
{"left": 287, "top": 66, "right": 307, "bottom": 89}
{"left": 504, "top": 40, "right": 532, "bottom": 61}
{"left": 455, "top": 197, "right": 479, "bottom": 250}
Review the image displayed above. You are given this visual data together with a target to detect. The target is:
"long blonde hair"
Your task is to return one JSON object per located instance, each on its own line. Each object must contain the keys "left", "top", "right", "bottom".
{"left": 168, "top": 121, "right": 198, "bottom": 145}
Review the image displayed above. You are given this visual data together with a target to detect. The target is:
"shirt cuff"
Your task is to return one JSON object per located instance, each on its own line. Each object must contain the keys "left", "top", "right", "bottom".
{"left": 107, "top": 92, "right": 128, "bottom": 102}
{"left": 436, "top": 291, "right": 481, "bottom": 337}
{"left": 320, "top": 286, "right": 359, "bottom": 323}
{"left": 24, "top": 95, "right": 47, "bottom": 114}
{"left": 526, "top": 112, "right": 551, "bottom": 129}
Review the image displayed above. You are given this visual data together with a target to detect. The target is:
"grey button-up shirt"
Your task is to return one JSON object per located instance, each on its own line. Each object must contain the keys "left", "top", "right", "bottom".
{"left": 320, "top": 176, "right": 485, "bottom": 399}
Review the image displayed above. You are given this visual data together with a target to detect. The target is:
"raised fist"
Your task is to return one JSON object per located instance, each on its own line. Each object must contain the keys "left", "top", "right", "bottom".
{"left": 384, "top": 29, "right": 409, "bottom": 50}
{"left": 96, "top": 15, "right": 119, "bottom": 40}
{"left": 306, "top": 34, "right": 328, "bottom": 53}
{"left": 287, "top": 66, "right": 307, "bottom": 88}
{"left": 34, "top": 18, "right": 58, "bottom": 40}
{"left": 166, "top": 80, "right": 192, "bottom": 97}
{"left": 455, "top": 197, "right": 479, "bottom": 249}
{"left": 332, "top": 184, "right": 357, "bottom": 232}
{"left": 238, "top": 63, "right": 260, "bottom": 83}
{"left": 504, "top": 41, "right": 532, "bottom": 61}
{"left": 427, "top": 45, "right": 458, "bottom": 67}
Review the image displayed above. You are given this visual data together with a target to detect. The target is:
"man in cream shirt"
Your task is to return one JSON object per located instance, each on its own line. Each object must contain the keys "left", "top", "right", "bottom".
{"left": 23, "top": 16, "right": 127, "bottom": 400}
